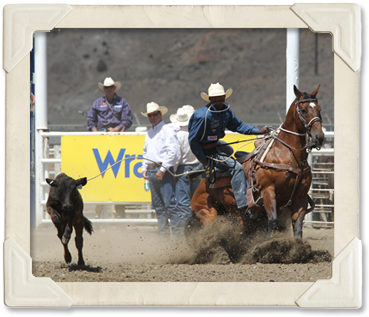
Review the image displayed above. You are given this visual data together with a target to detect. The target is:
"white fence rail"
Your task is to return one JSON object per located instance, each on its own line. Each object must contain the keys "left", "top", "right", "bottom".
{"left": 36, "top": 131, "right": 334, "bottom": 228}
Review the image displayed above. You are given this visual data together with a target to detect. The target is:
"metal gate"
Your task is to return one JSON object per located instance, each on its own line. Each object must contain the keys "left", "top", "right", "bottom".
{"left": 35, "top": 130, "right": 334, "bottom": 228}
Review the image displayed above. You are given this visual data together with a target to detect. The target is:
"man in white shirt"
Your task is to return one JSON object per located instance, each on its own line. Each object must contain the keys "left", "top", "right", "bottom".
{"left": 170, "top": 106, "right": 201, "bottom": 237}
{"left": 141, "top": 102, "right": 180, "bottom": 240}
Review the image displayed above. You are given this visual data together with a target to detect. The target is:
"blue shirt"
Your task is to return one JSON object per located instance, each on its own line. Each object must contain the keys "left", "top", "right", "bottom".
{"left": 87, "top": 94, "right": 133, "bottom": 131}
{"left": 188, "top": 103, "right": 259, "bottom": 162}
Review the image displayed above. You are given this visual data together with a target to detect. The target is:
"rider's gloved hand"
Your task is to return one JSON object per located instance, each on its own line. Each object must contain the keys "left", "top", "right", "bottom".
{"left": 258, "top": 126, "right": 274, "bottom": 134}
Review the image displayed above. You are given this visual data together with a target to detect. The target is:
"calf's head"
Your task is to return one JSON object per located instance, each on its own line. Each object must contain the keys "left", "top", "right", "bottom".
{"left": 46, "top": 174, "right": 87, "bottom": 212}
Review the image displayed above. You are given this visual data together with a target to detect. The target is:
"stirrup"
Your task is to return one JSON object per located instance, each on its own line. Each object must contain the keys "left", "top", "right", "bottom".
{"left": 255, "top": 196, "right": 264, "bottom": 206}
{"left": 246, "top": 188, "right": 264, "bottom": 212}
{"left": 245, "top": 207, "right": 259, "bottom": 220}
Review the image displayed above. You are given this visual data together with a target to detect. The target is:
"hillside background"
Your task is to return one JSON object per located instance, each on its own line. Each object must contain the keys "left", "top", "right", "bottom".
{"left": 46, "top": 28, "right": 334, "bottom": 130}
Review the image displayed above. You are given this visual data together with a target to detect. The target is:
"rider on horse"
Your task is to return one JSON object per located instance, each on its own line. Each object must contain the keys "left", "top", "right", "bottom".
{"left": 188, "top": 83, "right": 272, "bottom": 213}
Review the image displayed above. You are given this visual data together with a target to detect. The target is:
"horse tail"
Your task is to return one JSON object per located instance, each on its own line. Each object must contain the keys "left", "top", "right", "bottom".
{"left": 84, "top": 217, "right": 93, "bottom": 235}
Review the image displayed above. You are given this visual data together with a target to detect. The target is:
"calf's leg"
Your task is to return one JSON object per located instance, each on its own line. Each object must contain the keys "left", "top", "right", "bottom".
{"left": 74, "top": 225, "right": 85, "bottom": 266}
{"left": 56, "top": 226, "right": 72, "bottom": 264}
{"left": 62, "top": 209, "right": 76, "bottom": 245}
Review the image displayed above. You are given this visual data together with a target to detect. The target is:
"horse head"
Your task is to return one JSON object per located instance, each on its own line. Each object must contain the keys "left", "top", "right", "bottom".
{"left": 293, "top": 85, "right": 325, "bottom": 148}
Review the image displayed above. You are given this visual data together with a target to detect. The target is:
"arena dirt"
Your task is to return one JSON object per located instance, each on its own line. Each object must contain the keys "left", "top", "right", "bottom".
{"left": 31, "top": 219, "right": 333, "bottom": 283}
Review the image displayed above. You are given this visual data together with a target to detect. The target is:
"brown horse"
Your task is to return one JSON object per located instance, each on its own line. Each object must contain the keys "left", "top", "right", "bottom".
{"left": 189, "top": 85, "right": 325, "bottom": 241}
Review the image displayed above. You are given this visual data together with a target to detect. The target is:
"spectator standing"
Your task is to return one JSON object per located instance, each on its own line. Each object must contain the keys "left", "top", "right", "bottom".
{"left": 87, "top": 77, "right": 133, "bottom": 218}
{"left": 87, "top": 77, "right": 133, "bottom": 132}
{"left": 141, "top": 102, "right": 181, "bottom": 241}
{"left": 170, "top": 106, "right": 201, "bottom": 233}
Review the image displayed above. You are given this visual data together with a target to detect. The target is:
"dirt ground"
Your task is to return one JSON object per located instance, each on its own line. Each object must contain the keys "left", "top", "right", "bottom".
{"left": 31, "top": 218, "right": 333, "bottom": 283}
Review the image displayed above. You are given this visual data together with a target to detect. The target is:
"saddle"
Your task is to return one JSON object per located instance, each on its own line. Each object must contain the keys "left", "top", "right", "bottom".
{"left": 206, "top": 170, "right": 232, "bottom": 189}
{"left": 206, "top": 139, "right": 270, "bottom": 213}
{"left": 237, "top": 139, "right": 270, "bottom": 212}
{"left": 205, "top": 130, "right": 315, "bottom": 214}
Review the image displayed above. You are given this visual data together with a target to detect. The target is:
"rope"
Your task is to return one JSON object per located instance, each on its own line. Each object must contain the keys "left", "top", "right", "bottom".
{"left": 87, "top": 137, "right": 269, "bottom": 182}
{"left": 86, "top": 132, "right": 273, "bottom": 183}
{"left": 87, "top": 156, "right": 206, "bottom": 182}
{"left": 207, "top": 134, "right": 271, "bottom": 164}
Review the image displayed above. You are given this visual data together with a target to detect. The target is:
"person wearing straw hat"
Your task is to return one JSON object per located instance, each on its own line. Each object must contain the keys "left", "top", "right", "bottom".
{"left": 170, "top": 106, "right": 201, "bottom": 238}
{"left": 188, "top": 83, "right": 272, "bottom": 212}
{"left": 87, "top": 77, "right": 133, "bottom": 132}
{"left": 87, "top": 77, "right": 133, "bottom": 219}
{"left": 141, "top": 102, "right": 181, "bottom": 240}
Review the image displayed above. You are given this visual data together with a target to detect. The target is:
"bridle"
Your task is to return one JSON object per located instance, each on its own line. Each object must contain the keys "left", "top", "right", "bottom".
{"left": 280, "top": 97, "right": 323, "bottom": 151}
{"left": 295, "top": 98, "right": 322, "bottom": 135}
{"left": 251, "top": 98, "right": 323, "bottom": 209}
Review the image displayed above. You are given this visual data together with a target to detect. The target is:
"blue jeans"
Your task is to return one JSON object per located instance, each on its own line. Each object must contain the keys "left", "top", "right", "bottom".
{"left": 206, "top": 141, "right": 249, "bottom": 209}
{"left": 147, "top": 167, "right": 178, "bottom": 238}
{"left": 175, "top": 164, "right": 201, "bottom": 235}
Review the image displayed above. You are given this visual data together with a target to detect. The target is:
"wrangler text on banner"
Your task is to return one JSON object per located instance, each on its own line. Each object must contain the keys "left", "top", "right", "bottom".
{"left": 61, "top": 133, "right": 256, "bottom": 202}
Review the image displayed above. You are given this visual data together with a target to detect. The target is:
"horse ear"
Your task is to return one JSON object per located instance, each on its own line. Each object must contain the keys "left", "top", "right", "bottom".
{"left": 293, "top": 85, "right": 303, "bottom": 99}
{"left": 311, "top": 85, "right": 320, "bottom": 97}
{"left": 46, "top": 178, "right": 58, "bottom": 187}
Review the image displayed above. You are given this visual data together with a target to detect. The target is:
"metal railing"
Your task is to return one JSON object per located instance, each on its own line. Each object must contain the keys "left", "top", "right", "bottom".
{"left": 35, "top": 130, "right": 334, "bottom": 228}
{"left": 304, "top": 132, "right": 334, "bottom": 228}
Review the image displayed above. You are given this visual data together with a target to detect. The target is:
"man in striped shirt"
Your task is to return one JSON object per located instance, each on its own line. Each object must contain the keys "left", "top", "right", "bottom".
{"left": 87, "top": 77, "right": 133, "bottom": 132}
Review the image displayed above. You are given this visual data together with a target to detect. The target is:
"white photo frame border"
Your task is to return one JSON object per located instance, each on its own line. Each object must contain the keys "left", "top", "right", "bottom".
{"left": 3, "top": 4, "right": 361, "bottom": 308}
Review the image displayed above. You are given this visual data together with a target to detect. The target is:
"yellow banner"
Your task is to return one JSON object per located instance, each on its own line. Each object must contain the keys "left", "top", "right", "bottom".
{"left": 223, "top": 133, "right": 256, "bottom": 154}
{"left": 61, "top": 135, "right": 149, "bottom": 202}
{"left": 61, "top": 133, "right": 256, "bottom": 202}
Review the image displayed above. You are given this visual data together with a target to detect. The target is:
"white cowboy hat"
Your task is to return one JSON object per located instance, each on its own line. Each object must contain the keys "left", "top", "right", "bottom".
{"left": 182, "top": 104, "right": 195, "bottom": 115}
{"left": 170, "top": 105, "right": 195, "bottom": 127}
{"left": 141, "top": 102, "right": 168, "bottom": 117}
{"left": 200, "top": 82, "right": 233, "bottom": 102}
{"left": 98, "top": 77, "right": 121, "bottom": 91}
{"left": 170, "top": 107, "right": 191, "bottom": 126}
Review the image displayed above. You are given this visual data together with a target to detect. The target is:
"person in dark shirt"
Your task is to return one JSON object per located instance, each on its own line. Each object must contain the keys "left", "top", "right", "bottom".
{"left": 188, "top": 82, "right": 271, "bottom": 211}
{"left": 87, "top": 77, "right": 133, "bottom": 218}
{"left": 87, "top": 77, "right": 133, "bottom": 132}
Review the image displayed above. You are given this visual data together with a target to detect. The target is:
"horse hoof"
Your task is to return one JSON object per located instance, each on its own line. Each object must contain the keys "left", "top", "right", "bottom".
{"left": 65, "top": 254, "right": 72, "bottom": 264}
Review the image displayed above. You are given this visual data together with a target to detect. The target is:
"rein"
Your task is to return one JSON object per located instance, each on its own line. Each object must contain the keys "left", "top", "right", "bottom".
{"left": 248, "top": 97, "right": 323, "bottom": 210}
{"left": 295, "top": 98, "right": 322, "bottom": 142}
{"left": 87, "top": 132, "right": 257, "bottom": 182}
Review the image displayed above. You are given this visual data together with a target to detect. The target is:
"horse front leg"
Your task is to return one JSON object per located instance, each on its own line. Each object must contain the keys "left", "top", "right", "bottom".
{"left": 195, "top": 206, "right": 218, "bottom": 227}
{"left": 291, "top": 197, "right": 309, "bottom": 238}
{"left": 191, "top": 185, "right": 218, "bottom": 227}
{"left": 262, "top": 187, "right": 278, "bottom": 239}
